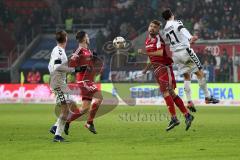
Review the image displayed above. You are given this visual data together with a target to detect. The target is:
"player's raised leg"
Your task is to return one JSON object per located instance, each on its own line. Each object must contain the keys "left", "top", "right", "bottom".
{"left": 183, "top": 73, "right": 197, "bottom": 112}
{"left": 162, "top": 90, "right": 180, "bottom": 131}
{"left": 64, "top": 100, "right": 90, "bottom": 135}
{"left": 194, "top": 70, "right": 219, "bottom": 104}
{"left": 169, "top": 89, "right": 194, "bottom": 131}
{"left": 53, "top": 102, "right": 69, "bottom": 142}
{"left": 85, "top": 90, "right": 103, "bottom": 134}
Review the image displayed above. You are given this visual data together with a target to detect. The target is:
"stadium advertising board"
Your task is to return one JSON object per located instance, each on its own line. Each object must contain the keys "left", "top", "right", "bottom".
{"left": 0, "top": 83, "right": 239, "bottom": 106}
{"left": 191, "top": 43, "right": 240, "bottom": 56}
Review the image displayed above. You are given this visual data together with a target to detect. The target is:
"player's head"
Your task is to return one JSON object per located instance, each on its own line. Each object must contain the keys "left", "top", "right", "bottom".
{"left": 76, "top": 31, "right": 90, "bottom": 45}
{"left": 55, "top": 30, "right": 68, "bottom": 44}
{"left": 162, "top": 9, "right": 174, "bottom": 20}
{"left": 148, "top": 20, "right": 161, "bottom": 36}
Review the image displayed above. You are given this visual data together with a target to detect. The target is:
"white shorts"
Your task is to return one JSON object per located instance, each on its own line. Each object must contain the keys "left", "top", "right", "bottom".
{"left": 172, "top": 48, "right": 202, "bottom": 75}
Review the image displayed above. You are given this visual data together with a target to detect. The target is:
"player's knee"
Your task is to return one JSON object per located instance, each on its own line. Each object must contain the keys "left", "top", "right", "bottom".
{"left": 93, "top": 91, "right": 103, "bottom": 100}
{"left": 96, "top": 99, "right": 102, "bottom": 105}
{"left": 169, "top": 89, "right": 177, "bottom": 98}
{"left": 195, "top": 70, "right": 204, "bottom": 79}
{"left": 82, "top": 100, "right": 91, "bottom": 110}
{"left": 162, "top": 90, "right": 170, "bottom": 98}
{"left": 67, "top": 100, "right": 77, "bottom": 111}
{"left": 184, "top": 85, "right": 191, "bottom": 92}
{"left": 183, "top": 73, "right": 191, "bottom": 80}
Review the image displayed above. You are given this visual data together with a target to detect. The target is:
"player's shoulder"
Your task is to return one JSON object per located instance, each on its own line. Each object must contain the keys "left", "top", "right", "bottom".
{"left": 52, "top": 46, "right": 65, "bottom": 54}
{"left": 73, "top": 46, "right": 83, "bottom": 55}
{"left": 174, "top": 20, "right": 184, "bottom": 26}
{"left": 52, "top": 46, "right": 58, "bottom": 52}
{"left": 145, "top": 35, "right": 151, "bottom": 43}
{"left": 156, "top": 34, "right": 162, "bottom": 41}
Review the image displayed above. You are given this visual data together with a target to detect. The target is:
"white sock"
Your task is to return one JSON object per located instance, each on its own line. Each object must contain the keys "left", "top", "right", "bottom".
{"left": 54, "top": 118, "right": 61, "bottom": 126}
{"left": 184, "top": 80, "right": 192, "bottom": 102}
{"left": 198, "top": 77, "right": 210, "bottom": 98}
{"left": 55, "top": 116, "right": 66, "bottom": 136}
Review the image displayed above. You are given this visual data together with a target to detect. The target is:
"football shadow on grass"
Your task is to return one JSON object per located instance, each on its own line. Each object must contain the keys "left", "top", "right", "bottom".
{"left": 54, "top": 90, "right": 119, "bottom": 122}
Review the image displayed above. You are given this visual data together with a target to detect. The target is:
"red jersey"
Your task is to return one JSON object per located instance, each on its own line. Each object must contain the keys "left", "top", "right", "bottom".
{"left": 145, "top": 34, "right": 173, "bottom": 66}
{"left": 145, "top": 34, "right": 176, "bottom": 92}
{"left": 69, "top": 46, "right": 95, "bottom": 82}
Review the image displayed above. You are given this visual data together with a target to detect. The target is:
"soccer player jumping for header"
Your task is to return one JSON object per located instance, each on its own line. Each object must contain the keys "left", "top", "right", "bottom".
{"left": 162, "top": 9, "right": 219, "bottom": 112}
{"left": 138, "top": 20, "right": 194, "bottom": 131}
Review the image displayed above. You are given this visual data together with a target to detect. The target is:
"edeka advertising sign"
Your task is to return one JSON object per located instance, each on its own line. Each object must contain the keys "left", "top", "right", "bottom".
{"left": 0, "top": 83, "right": 239, "bottom": 106}
{"left": 101, "top": 83, "right": 240, "bottom": 106}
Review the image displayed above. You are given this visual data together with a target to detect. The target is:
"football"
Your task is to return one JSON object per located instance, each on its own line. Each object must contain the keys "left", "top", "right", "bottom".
{"left": 113, "top": 36, "right": 126, "bottom": 49}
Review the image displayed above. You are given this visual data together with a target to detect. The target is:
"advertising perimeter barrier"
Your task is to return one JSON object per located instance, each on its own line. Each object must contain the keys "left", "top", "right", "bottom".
{"left": 0, "top": 83, "right": 239, "bottom": 106}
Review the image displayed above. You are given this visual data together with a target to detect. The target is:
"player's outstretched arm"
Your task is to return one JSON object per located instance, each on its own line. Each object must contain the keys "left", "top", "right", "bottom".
{"left": 189, "top": 35, "right": 198, "bottom": 44}
{"left": 142, "top": 63, "right": 152, "bottom": 74}
{"left": 138, "top": 48, "right": 163, "bottom": 56}
{"left": 180, "top": 27, "right": 192, "bottom": 40}
{"left": 137, "top": 48, "right": 145, "bottom": 55}
{"left": 55, "top": 62, "right": 75, "bottom": 73}
{"left": 147, "top": 49, "right": 163, "bottom": 56}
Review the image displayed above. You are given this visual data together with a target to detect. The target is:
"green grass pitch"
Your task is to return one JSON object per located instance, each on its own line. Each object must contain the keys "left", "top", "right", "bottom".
{"left": 0, "top": 104, "right": 240, "bottom": 160}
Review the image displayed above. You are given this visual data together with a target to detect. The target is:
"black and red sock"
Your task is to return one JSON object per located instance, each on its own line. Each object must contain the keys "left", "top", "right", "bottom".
{"left": 164, "top": 95, "right": 176, "bottom": 117}
{"left": 173, "top": 96, "right": 188, "bottom": 115}
{"left": 87, "top": 102, "right": 100, "bottom": 124}
{"left": 67, "top": 108, "right": 87, "bottom": 122}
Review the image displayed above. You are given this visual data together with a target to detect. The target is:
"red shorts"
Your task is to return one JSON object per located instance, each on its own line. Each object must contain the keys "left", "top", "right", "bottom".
{"left": 77, "top": 81, "right": 98, "bottom": 101}
{"left": 154, "top": 65, "right": 176, "bottom": 93}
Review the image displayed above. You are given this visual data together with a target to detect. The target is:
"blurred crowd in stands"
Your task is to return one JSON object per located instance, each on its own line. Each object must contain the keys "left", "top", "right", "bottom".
{"left": 61, "top": 0, "right": 240, "bottom": 40}
{"left": 0, "top": 0, "right": 52, "bottom": 49}
{"left": 196, "top": 48, "right": 233, "bottom": 82}
{"left": 1, "top": 0, "right": 239, "bottom": 50}
{"left": 0, "top": 0, "right": 239, "bottom": 83}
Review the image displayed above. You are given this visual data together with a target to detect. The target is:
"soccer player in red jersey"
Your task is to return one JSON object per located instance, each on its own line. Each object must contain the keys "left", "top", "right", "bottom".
{"left": 138, "top": 20, "right": 194, "bottom": 131}
{"left": 67, "top": 31, "right": 103, "bottom": 134}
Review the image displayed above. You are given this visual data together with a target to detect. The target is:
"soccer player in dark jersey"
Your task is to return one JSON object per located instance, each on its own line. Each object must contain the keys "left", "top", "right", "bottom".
{"left": 66, "top": 31, "right": 103, "bottom": 134}
{"left": 138, "top": 20, "right": 194, "bottom": 131}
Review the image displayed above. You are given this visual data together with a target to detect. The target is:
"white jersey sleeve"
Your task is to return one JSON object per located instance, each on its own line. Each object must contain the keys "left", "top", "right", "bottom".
{"left": 48, "top": 46, "right": 74, "bottom": 74}
{"left": 48, "top": 46, "right": 74, "bottom": 90}
{"left": 163, "top": 20, "right": 192, "bottom": 52}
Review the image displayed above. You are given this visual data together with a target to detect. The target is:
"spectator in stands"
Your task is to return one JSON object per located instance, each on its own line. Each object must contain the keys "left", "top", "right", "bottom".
{"left": 203, "top": 59, "right": 215, "bottom": 82}
{"left": 128, "top": 47, "right": 137, "bottom": 63}
{"left": 96, "top": 30, "right": 106, "bottom": 54}
{"left": 217, "top": 48, "right": 232, "bottom": 82}
{"left": 219, "top": 63, "right": 230, "bottom": 82}
{"left": 228, "top": 56, "right": 233, "bottom": 82}
{"left": 27, "top": 68, "right": 41, "bottom": 84}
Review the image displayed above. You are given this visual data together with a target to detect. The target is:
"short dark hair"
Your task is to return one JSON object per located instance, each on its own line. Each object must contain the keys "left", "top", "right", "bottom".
{"left": 162, "top": 9, "right": 173, "bottom": 20}
{"left": 56, "top": 30, "right": 67, "bottom": 43}
{"left": 76, "top": 31, "right": 86, "bottom": 42}
{"left": 150, "top": 20, "right": 161, "bottom": 26}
